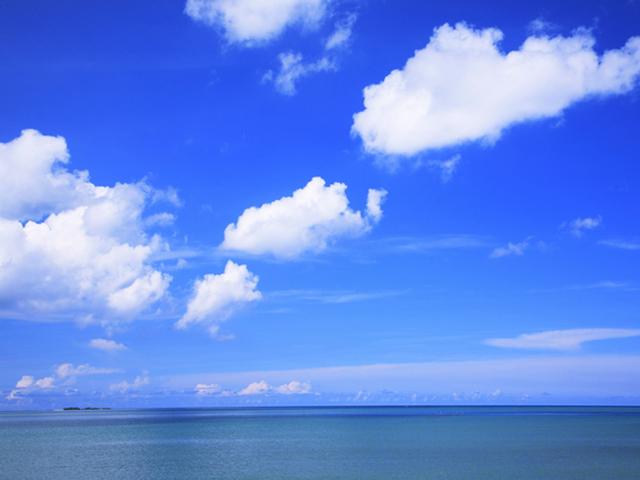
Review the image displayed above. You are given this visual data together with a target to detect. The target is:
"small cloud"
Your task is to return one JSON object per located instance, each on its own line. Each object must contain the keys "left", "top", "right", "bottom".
{"left": 428, "top": 155, "right": 460, "bottom": 182}
{"left": 194, "top": 383, "right": 220, "bottom": 396}
{"left": 175, "top": 258, "right": 189, "bottom": 269}
{"left": 264, "top": 13, "right": 357, "bottom": 95}
{"left": 485, "top": 328, "right": 640, "bottom": 350}
{"left": 6, "top": 374, "right": 55, "bottom": 400}
{"left": 176, "top": 261, "right": 262, "bottom": 338}
{"left": 34, "top": 377, "right": 55, "bottom": 389}
{"left": 238, "top": 380, "right": 271, "bottom": 396}
{"left": 6, "top": 363, "right": 118, "bottom": 400}
{"left": 562, "top": 216, "right": 602, "bottom": 237}
{"left": 275, "top": 380, "right": 312, "bottom": 395}
{"left": 366, "top": 188, "right": 387, "bottom": 222}
{"left": 325, "top": 13, "right": 357, "bottom": 50}
{"left": 490, "top": 239, "right": 529, "bottom": 259}
{"left": 263, "top": 52, "right": 335, "bottom": 95}
{"left": 89, "top": 338, "right": 127, "bottom": 352}
{"left": 15, "top": 375, "right": 34, "bottom": 389}
{"left": 110, "top": 374, "right": 150, "bottom": 393}
{"left": 527, "top": 17, "right": 559, "bottom": 33}
{"left": 236, "top": 379, "right": 312, "bottom": 396}
{"left": 151, "top": 186, "right": 182, "bottom": 207}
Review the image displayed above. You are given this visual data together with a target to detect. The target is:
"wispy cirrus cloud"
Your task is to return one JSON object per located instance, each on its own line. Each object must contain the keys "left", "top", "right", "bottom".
{"left": 598, "top": 239, "right": 640, "bottom": 250}
{"left": 55, "top": 363, "right": 120, "bottom": 379}
{"left": 374, "top": 235, "right": 491, "bottom": 254}
{"left": 485, "top": 328, "right": 640, "bottom": 351}
{"left": 268, "top": 289, "right": 405, "bottom": 305}
{"left": 564, "top": 281, "right": 639, "bottom": 292}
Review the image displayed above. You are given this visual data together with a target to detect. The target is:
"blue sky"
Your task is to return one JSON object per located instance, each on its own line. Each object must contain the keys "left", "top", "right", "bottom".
{"left": 1, "top": 0, "right": 640, "bottom": 408}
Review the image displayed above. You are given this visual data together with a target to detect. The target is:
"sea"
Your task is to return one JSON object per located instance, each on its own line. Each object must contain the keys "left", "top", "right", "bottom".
{"left": 1, "top": 406, "right": 639, "bottom": 479}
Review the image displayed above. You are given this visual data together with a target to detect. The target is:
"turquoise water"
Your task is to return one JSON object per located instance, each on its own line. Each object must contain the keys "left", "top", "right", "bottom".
{"left": 1, "top": 406, "right": 640, "bottom": 479}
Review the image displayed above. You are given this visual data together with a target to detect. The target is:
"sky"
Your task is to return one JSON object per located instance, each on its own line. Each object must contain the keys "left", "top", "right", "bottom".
{"left": 1, "top": 0, "right": 640, "bottom": 409}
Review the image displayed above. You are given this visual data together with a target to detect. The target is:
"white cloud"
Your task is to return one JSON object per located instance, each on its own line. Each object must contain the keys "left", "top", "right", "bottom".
{"left": 34, "top": 377, "right": 55, "bottom": 389}
{"left": 221, "top": 177, "right": 386, "bottom": 258}
{"left": 428, "top": 155, "right": 461, "bottom": 182}
{"left": 238, "top": 380, "right": 271, "bottom": 395}
{"left": 527, "top": 18, "right": 558, "bottom": 34}
{"left": 15, "top": 375, "right": 34, "bottom": 389}
{"left": 325, "top": 13, "right": 356, "bottom": 50}
{"left": 143, "top": 212, "right": 176, "bottom": 228}
{"left": 270, "top": 288, "right": 403, "bottom": 305}
{"left": 0, "top": 130, "right": 173, "bottom": 324}
{"left": 264, "top": 52, "right": 335, "bottom": 95}
{"left": 89, "top": 338, "right": 127, "bottom": 352}
{"left": 264, "top": 13, "right": 357, "bottom": 95}
{"left": 0, "top": 129, "right": 85, "bottom": 221}
{"left": 110, "top": 374, "right": 150, "bottom": 393}
{"left": 352, "top": 23, "right": 640, "bottom": 158}
{"left": 485, "top": 328, "right": 640, "bottom": 350}
{"left": 194, "top": 383, "right": 220, "bottom": 396}
{"left": 6, "top": 374, "right": 55, "bottom": 400}
{"left": 365, "top": 188, "right": 387, "bottom": 223}
{"left": 562, "top": 280, "right": 632, "bottom": 291}
{"left": 236, "top": 379, "right": 310, "bottom": 395}
{"left": 55, "top": 363, "right": 119, "bottom": 379}
{"left": 599, "top": 239, "right": 640, "bottom": 250}
{"left": 562, "top": 216, "right": 602, "bottom": 237}
{"left": 184, "top": 0, "right": 327, "bottom": 44}
{"left": 274, "top": 380, "right": 312, "bottom": 394}
{"left": 379, "top": 235, "right": 490, "bottom": 253}
{"left": 177, "top": 260, "right": 262, "bottom": 336}
{"left": 490, "top": 239, "right": 529, "bottom": 258}
{"left": 107, "top": 271, "right": 170, "bottom": 314}
{"left": 6, "top": 363, "right": 117, "bottom": 400}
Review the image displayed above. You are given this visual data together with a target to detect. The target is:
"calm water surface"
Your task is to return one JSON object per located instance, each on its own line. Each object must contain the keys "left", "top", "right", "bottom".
{"left": 1, "top": 406, "right": 639, "bottom": 479}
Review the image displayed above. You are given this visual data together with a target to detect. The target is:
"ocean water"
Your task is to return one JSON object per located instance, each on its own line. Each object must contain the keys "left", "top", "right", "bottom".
{"left": 1, "top": 406, "right": 640, "bottom": 479}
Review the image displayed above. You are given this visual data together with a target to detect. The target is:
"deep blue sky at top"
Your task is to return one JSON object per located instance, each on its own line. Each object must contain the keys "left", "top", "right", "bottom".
{"left": 0, "top": 0, "right": 639, "bottom": 405}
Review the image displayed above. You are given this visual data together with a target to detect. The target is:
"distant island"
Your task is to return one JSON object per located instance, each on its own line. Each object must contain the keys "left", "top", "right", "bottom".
{"left": 62, "top": 407, "right": 111, "bottom": 411}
